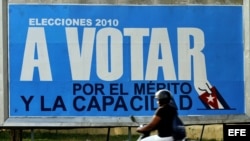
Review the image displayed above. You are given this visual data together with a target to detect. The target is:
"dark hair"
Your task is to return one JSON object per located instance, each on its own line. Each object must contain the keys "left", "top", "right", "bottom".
{"left": 158, "top": 97, "right": 171, "bottom": 106}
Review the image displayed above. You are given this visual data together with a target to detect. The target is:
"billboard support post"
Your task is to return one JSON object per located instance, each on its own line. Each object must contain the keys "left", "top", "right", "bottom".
{"left": 0, "top": 0, "right": 8, "bottom": 126}
{"left": 243, "top": 0, "right": 250, "bottom": 117}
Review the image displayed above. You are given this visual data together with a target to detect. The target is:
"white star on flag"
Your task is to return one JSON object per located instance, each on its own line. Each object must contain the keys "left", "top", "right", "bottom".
{"left": 206, "top": 95, "right": 215, "bottom": 103}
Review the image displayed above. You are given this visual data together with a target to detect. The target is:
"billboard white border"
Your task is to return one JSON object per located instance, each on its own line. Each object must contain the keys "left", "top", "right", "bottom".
{"left": 243, "top": 0, "right": 250, "bottom": 118}
{"left": 0, "top": 0, "right": 8, "bottom": 126}
{"left": 1, "top": 1, "right": 250, "bottom": 127}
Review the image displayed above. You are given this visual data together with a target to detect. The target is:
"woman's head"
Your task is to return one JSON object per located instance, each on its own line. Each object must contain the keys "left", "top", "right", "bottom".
{"left": 155, "top": 89, "right": 172, "bottom": 106}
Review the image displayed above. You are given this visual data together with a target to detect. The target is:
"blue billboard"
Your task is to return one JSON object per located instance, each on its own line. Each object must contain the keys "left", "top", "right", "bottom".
{"left": 8, "top": 5, "right": 244, "bottom": 116}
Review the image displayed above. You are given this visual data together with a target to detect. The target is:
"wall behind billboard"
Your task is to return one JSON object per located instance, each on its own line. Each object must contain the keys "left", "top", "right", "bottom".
{"left": 8, "top": 5, "right": 244, "bottom": 117}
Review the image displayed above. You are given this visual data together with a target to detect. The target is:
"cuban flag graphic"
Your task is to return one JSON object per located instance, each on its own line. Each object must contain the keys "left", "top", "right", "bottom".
{"left": 199, "top": 87, "right": 231, "bottom": 109}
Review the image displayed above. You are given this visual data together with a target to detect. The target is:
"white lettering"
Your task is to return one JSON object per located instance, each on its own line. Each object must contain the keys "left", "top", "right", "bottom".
{"left": 146, "top": 28, "right": 176, "bottom": 80}
{"left": 20, "top": 27, "right": 52, "bottom": 81}
{"left": 66, "top": 27, "right": 95, "bottom": 80}
{"left": 21, "top": 27, "right": 207, "bottom": 81}
{"left": 29, "top": 18, "right": 92, "bottom": 26}
{"left": 178, "top": 28, "right": 206, "bottom": 81}
{"left": 96, "top": 28, "right": 123, "bottom": 81}
{"left": 124, "top": 28, "right": 149, "bottom": 80}
{"left": 228, "top": 129, "right": 246, "bottom": 136}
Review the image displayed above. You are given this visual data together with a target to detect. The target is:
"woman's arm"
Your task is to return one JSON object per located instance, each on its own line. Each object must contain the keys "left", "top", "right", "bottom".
{"left": 136, "top": 115, "right": 161, "bottom": 133}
